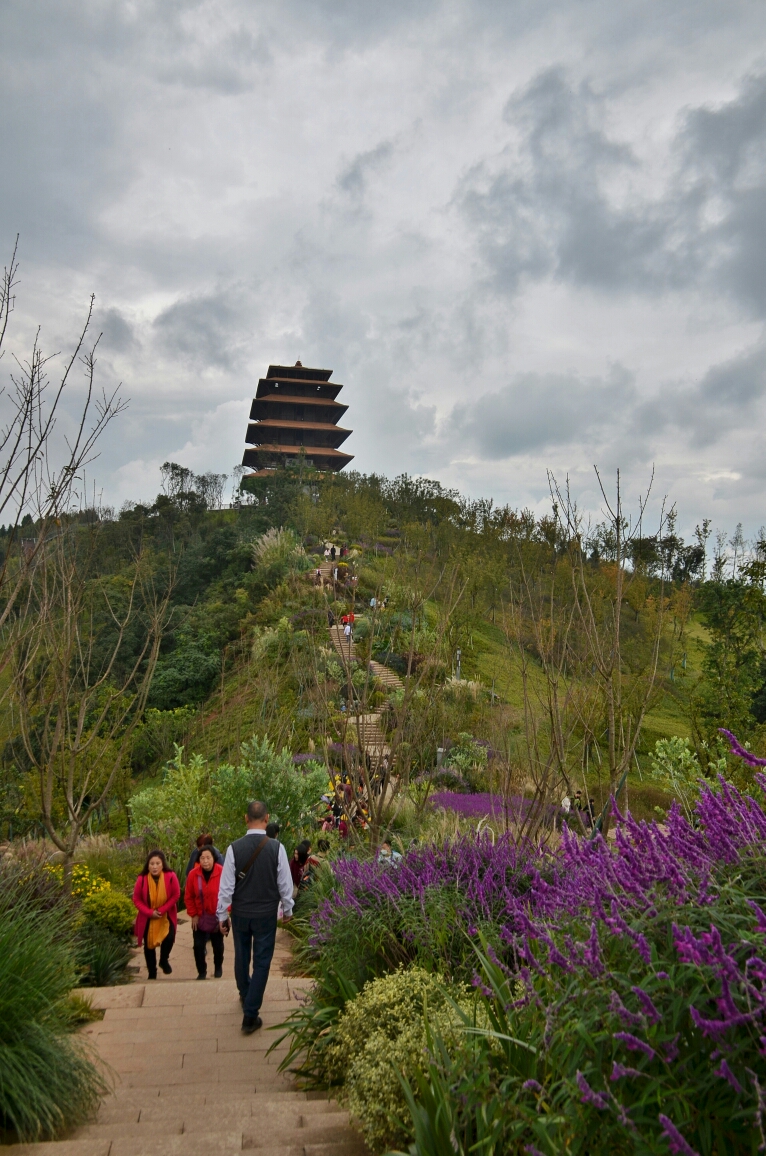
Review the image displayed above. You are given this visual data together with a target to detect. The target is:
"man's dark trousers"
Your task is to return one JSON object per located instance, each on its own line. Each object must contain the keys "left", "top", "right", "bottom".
{"left": 232, "top": 913, "right": 278, "bottom": 1018}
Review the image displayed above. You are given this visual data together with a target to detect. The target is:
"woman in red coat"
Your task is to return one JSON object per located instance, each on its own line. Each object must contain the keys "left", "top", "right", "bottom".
{"left": 132, "top": 849, "right": 181, "bottom": 979}
{"left": 184, "top": 846, "right": 225, "bottom": 980}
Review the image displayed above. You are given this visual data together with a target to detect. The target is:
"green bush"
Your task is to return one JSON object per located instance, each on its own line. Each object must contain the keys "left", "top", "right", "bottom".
{"left": 76, "top": 924, "right": 133, "bottom": 987}
{"left": 0, "top": 866, "right": 108, "bottom": 1140}
{"left": 80, "top": 888, "right": 136, "bottom": 937}
{"left": 129, "top": 745, "right": 214, "bottom": 869}
{"left": 129, "top": 735, "right": 327, "bottom": 864}
{"left": 324, "top": 968, "right": 479, "bottom": 1154}
{"left": 212, "top": 734, "right": 326, "bottom": 851}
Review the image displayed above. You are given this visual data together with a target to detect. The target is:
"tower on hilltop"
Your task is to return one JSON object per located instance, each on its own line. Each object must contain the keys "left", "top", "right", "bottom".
{"left": 242, "top": 361, "right": 353, "bottom": 474}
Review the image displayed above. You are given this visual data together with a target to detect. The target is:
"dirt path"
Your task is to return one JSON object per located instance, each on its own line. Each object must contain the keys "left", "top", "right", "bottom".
{"left": 14, "top": 919, "right": 366, "bottom": 1156}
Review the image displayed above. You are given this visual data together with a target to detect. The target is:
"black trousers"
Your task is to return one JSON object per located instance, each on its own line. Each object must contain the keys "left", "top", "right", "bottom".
{"left": 143, "top": 920, "right": 175, "bottom": 977}
{"left": 193, "top": 928, "right": 225, "bottom": 976}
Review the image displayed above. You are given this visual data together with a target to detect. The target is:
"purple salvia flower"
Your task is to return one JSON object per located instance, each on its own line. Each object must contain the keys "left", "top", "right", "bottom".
{"left": 663, "top": 1034, "right": 680, "bottom": 1062}
{"left": 690, "top": 1005, "right": 756, "bottom": 1037}
{"left": 613, "top": 1032, "right": 656, "bottom": 1060}
{"left": 575, "top": 1071, "right": 610, "bottom": 1110}
{"left": 659, "top": 1115, "right": 700, "bottom": 1156}
{"left": 609, "top": 991, "right": 644, "bottom": 1029}
{"left": 611, "top": 1061, "right": 644, "bottom": 1080}
{"left": 714, "top": 1059, "right": 743, "bottom": 1095}
{"left": 632, "top": 986, "right": 661, "bottom": 1025}
{"left": 522, "top": 1079, "right": 543, "bottom": 1093}
{"left": 748, "top": 900, "right": 766, "bottom": 936}
{"left": 719, "top": 728, "right": 766, "bottom": 766}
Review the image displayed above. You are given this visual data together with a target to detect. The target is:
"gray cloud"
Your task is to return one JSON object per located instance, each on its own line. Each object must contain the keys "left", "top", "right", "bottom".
{"left": 449, "top": 364, "right": 636, "bottom": 458}
{"left": 2, "top": 0, "right": 766, "bottom": 533}
{"left": 338, "top": 140, "right": 396, "bottom": 196}
{"left": 633, "top": 341, "right": 766, "bottom": 447}
{"left": 460, "top": 65, "right": 766, "bottom": 313}
{"left": 98, "top": 308, "right": 138, "bottom": 353}
{"left": 153, "top": 288, "right": 252, "bottom": 371}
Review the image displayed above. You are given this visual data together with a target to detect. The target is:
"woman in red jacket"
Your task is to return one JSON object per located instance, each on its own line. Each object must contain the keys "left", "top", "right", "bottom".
{"left": 184, "top": 845, "right": 225, "bottom": 980}
{"left": 132, "top": 849, "right": 181, "bottom": 979}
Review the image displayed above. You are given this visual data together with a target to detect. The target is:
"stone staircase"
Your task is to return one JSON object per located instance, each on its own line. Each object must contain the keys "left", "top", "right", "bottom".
{"left": 349, "top": 712, "right": 390, "bottom": 762}
{"left": 329, "top": 624, "right": 356, "bottom": 665}
{"left": 12, "top": 922, "right": 367, "bottom": 1156}
{"left": 329, "top": 625, "right": 404, "bottom": 695}
{"left": 367, "top": 660, "right": 403, "bottom": 691}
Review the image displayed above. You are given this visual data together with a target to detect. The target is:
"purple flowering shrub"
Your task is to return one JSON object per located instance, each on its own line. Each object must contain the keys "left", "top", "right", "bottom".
{"left": 392, "top": 778, "right": 766, "bottom": 1154}
{"left": 295, "top": 776, "right": 766, "bottom": 1152}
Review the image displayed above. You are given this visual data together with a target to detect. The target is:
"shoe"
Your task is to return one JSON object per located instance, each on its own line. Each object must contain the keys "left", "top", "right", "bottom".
{"left": 241, "top": 1015, "right": 263, "bottom": 1035}
{"left": 214, "top": 966, "right": 223, "bottom": 978}
{"left": 196, "top": 973, "right": 207, "bottom": 980}
{"left": 159, "top": 961, "right": 172, "bottom": 975}
{"left": 147, "top": 972, "right": 157, "bottom": 980}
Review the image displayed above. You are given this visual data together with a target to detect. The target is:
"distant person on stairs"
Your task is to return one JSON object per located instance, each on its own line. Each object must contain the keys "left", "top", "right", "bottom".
{"left": 217, "top": 800, "right": 294, "bottom": 1035}
{"left": 185, "top": 846, "right": 225, "bottom": 980}
{"left": 132, "top": 850, "right": 180, "bottom": 980}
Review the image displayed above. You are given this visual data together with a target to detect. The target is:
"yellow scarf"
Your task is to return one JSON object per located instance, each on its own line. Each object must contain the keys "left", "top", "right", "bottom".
{"left": 146, "top": 872, "right": 169, "bottom": 950}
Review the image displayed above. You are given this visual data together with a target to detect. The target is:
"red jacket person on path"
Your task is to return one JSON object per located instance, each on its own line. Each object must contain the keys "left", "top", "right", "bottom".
{"left": 185, "top": 850, "right": 225, "bottom": 979}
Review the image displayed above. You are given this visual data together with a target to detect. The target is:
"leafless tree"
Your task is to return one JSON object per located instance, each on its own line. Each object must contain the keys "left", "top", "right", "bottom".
{"left": 8, "top": 524, "right": 172, "bottom": 875}
{"left": 0, "top": 239, "right": 126, "bottom": 669}
{"left": 502, "top": 469, "right": 671, "bottom": 839}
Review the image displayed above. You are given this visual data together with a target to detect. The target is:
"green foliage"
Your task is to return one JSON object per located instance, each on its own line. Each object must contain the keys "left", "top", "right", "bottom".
{"left": 75, "top": 924, "right": 133, "bottom": 987}
{"left": 325, "top": 968, "right": 478, "bottom": 1153}
{"left": 0, "top": 867, "right": 108, "bottom": 1140}
{"left": 80, "top": 888, "right": 136, "bottom": 937}
{"left": 129, "top": 736, "right": 326, "bottom": 863}
{"left": 212, "top": 734, "right": 327, "bottom": 851}
{"left": 64, "top": 993, "right": 104, "bottom": 1027}
{"left": 148, "top": 633, "right": 221, "bottom": 710}
{"left": 649, "top": 736, "right": 702, "bottom": 820}
{"left": 129, "top": 746, "right": 214, "bottom": 869}
{"left": 131, "top": 706, "right": 197, "bottom": 773}
{"left": 693, "top": 579, "right": 766, "bottom": 745}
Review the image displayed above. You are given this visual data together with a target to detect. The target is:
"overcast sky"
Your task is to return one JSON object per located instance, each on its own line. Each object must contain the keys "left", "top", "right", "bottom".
{"left": 2, "top": 0, "right": 766, "bottom": 539}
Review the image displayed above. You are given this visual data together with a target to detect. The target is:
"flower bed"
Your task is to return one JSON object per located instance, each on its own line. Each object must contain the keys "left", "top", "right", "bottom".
{"left": 291, "top": 776, "right": 766, "bottom": 1153}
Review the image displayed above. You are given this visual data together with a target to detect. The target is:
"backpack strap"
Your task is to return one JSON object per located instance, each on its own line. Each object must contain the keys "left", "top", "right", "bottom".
{"left": 236, "top": 836, "right": 271, "bottom": 883}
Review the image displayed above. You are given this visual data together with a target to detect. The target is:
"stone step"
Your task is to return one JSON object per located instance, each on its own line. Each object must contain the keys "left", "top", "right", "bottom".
{"left": 12, "top": 1131, "right": 367, "bottom": 1156}
{"left": 73, "top": 1111, "right": 352, "bottom": 1141}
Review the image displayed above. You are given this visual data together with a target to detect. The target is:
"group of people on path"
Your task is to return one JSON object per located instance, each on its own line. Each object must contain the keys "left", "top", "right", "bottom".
{"left": 130, "top": 800, "right": 294, "bottom": 1035}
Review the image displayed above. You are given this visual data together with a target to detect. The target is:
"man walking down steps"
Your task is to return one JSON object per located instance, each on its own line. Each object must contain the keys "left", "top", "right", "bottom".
{"left": 217, "top": 800, "right": 294, "bottom": 1034}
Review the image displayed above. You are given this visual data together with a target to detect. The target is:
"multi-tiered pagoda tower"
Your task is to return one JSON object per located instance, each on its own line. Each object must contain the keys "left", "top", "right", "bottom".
{"left": 242, "top": 362, "right": 353, "bottom": 474}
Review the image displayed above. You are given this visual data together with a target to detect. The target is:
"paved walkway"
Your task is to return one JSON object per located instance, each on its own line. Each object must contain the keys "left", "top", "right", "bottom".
{"left": 14, "top": 919, "right": 366, "bottom": 1156}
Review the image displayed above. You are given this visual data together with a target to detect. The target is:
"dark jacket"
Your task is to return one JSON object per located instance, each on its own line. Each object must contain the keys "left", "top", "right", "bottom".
{"left": 230, "top": 834, "right": 280, "bottom": 920}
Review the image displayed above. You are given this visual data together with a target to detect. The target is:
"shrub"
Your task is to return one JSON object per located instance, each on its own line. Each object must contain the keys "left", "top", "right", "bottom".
{"left": 76, "top": 924, "right": 133, "bottom": 987}
{"left": 325, "top": 968, "right": 479, "bottom": 1153}
{"left": 80, "top": 888, "right": 136, "bottom": 937}
{"left": 129, "top": 745, "right": 214, "bottom": 869}
{"left": 44, "top": 862, "right": 111, "bottom": 898}
{"left": 129, "top": 735, "right": 327, "bottom": 865}
{"left": 212, "top": 734, "right": 327, "bottom": 852}
{"left": 0, "top": 869, "right": 108, "bottom": 1140}
{"left": 387, "top": 778, "right": 766, "bottom": 1154}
